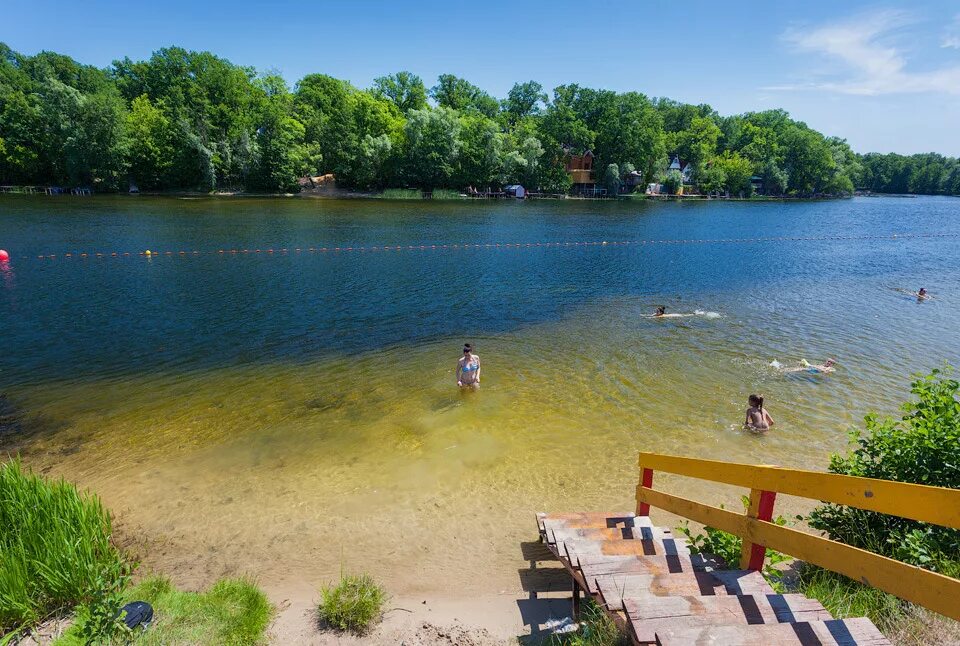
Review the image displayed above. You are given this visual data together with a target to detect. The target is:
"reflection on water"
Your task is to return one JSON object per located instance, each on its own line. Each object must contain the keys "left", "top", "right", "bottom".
{"left": 2, "top": 195, "right": 960, "bottom": 593}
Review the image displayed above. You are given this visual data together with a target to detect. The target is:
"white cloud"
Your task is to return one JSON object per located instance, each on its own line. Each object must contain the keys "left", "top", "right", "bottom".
{"left": 770, "top": 10, "right": 960, "bottom": 95}
{"left": 943, "top": 14, "right": 960, "bottom": 49}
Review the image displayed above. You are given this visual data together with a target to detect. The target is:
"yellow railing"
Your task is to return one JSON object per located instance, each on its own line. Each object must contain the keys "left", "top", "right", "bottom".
{"left": 635, "top": 452, "right": 960, "bottom": 620}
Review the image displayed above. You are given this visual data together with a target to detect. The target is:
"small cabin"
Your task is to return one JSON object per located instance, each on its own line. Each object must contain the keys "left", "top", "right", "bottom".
{"left": 504, "top": 184, "right": 526, "bottom": 199}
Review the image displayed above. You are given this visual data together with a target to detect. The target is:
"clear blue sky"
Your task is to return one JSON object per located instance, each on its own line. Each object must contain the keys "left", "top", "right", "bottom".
{"left": 5, "top": 0, "right": 960, "bottom": 155}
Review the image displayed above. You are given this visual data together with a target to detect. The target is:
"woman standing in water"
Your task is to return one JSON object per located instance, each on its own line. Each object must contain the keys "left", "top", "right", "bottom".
{"left": 745, "top": 394, "right": 774, "bottom": 432}
{"left": 457, "top": 343, "right": 481, "bottom": 389}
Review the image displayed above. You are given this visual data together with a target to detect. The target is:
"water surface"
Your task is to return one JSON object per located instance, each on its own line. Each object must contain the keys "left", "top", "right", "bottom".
{"left": 1, "top": 195, "right": 958, "bottom": 593}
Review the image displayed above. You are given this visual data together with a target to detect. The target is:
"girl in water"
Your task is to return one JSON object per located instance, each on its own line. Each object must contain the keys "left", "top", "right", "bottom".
{"left": 456, "top": 343, "right": 481, "bottom": 390}
{"left": 745, "top": 394, "right": 774, "bottom": 432}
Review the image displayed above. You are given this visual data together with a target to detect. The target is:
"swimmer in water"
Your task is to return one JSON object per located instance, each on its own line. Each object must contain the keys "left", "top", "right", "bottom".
{"left": 456, "top": 343, "right": 480, "bottom": 390}
{"left": 918, "top": 287, "right": 928, "bottom": 301}
{"left": 777, "top": 358, "right": 837, "bottom": 374}
{"left": 745, "top": 394, "right": 774, "bottom": 432}
{"left": 654, "top": 306, "right": 666, "bottom": 317}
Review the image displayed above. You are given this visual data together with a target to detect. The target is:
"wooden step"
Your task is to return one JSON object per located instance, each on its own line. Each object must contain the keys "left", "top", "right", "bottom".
{"left": 544, "top": 520, "right": 667, "bottom": 545}
{"left": 597, "top": 570, "right": 774, "bottom": 609}
{"left": 559, "top": 538, "right": 692, "bottom": 562}
{"left": 625, "top": 594, "right": 833, "bottom": 643}
{"left": 547, "top": 529, "right": 689, "bottom": 559}
{"left": 537, "top": 511, "right": 639, "bottom": 534}
{"left": 574, "top": 552, "right": 722, "bottom": 577}
{"left": 654, "top": 617, "right": 890, "bottom": 645}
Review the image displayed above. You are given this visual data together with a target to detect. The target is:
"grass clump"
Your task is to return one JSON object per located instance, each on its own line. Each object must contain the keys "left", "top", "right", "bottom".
{"left": 549, "top": 599, "right": 628, "bottom": 646}
{"left": 379, "top": 188, "right": 422, "bottom": 200}
{"left": 317, "top": 573, "right": 386, "bottom": 634}
{"left": 430, "top": 188, "right": 465, "bottom": 200}
{"left": 55, "top": 575, "right": 272, "bottom": 646}
{"left": 0, "top": 459, "right": 128, "bottom": 636}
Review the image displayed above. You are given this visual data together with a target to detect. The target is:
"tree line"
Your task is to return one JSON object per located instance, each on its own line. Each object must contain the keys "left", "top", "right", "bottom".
{"left": 0, "top": 43, "right": 954, "bottom": 197}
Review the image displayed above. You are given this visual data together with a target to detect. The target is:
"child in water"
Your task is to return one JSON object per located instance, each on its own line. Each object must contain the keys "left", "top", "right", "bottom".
{"left": 745, "top": 394, "right": 774, "bottom": 432}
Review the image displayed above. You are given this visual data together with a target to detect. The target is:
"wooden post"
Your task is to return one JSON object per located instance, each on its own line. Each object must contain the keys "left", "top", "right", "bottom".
{"left": 637, "top": 467, "right": 654, "bottom": 516}
{"left": 571, "top": 577, "right": 582, "bottom": 620}
{"left": 740, "top": 488, "right": 777, "bottom": 570}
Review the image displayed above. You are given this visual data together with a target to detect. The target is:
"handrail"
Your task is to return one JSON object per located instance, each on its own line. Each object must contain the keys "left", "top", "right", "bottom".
{"left": 638, "top": 452, "right": 960, "bottom": 528}
{"left": 635, "top": 452, "right": 960, "bottom": 621}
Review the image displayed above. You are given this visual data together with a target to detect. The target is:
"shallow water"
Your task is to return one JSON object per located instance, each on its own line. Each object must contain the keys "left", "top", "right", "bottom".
{"left": 1, "top": 195, "right": 959, "bottom": 593}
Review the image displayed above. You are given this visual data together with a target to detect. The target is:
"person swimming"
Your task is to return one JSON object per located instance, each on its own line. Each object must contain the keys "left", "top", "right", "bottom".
{"left": 773, "top": 358, "right": 836, "bottom": 374}
{"left": 654, "top": 306, "right": 666, "bottom": 317}
{"left": 456, "top": 343, "right": 481, "bottom": 389}
{"left": 918, "top": 287, "right": 929, "bottom": 301}
{"left": 745, "top": 394, "right": 774, "bottom": 432}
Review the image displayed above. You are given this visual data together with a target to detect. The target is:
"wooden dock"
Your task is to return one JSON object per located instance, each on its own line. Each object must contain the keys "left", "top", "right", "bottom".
{"left": 536, "top": 511, "right": 890, "bottom": 645}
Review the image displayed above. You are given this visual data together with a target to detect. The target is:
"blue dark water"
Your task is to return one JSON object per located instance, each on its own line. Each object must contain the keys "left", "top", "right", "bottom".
{"left": 1, "top": 195, "right": 959, "bottom": 388}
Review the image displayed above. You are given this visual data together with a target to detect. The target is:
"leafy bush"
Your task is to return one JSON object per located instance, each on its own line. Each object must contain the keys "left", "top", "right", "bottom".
{"left": 662, "top": 170, "right": 683, "bottom": 195}
{"left": 430, "top": 188, "right": 465, "bottom": 200}
{"left": 676, "top": 497, "right": 790, "bottom": 582}
{"left": 317, "top": 573, "right": 386, "bottom": 633}
{"left": 808, "top": 367, "right": 960, "bottom": 573}
{"left": 0, "top": 459, "right": 129, "bottom": 635}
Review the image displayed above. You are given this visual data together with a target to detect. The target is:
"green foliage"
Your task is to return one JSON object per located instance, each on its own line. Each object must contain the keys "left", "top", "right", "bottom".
{"left": 713, "top": 151, "right": 754, "bottom": 196}
{"left": 548, "top": 599, "right": 628, "bottom": 646}
{"left": 317, "top": 573, "right": 387, "bottom": 634}
{"left": 379, "top": 188, "right": 422, "bottom": 199}
{"left": 371, "top": 71, "right": 427, "bottom": 113}
{"left": 403, "top": 107, "right": 460, "bottom": 189}
{"left": 0, "top": 459, "right": 129, "bottom": 637}
{"left": 794, "top": 565, "right": 906, "bottom": 634}
{"left": 676, "top": 497, "right": 790, "bottom": 582}
{"left": 56, "top": 576, "right": 273, "bottom": 646}
{"left": 430, "top": 189, "right": 464, "bottom": 200}
{"left": 808, "top": 367, "right": 960, "bottom": 574}
{"left": 602, "top": 163, "right": 621, "bottom": 195}
{"left": 662, "top": 170, "right": 683, "bottom": 195}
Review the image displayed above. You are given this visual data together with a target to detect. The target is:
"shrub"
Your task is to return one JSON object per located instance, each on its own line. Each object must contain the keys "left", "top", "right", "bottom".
{"left": 317, "top": 573, "right": 386, "bottom": 633}
{"left": 807, "top": 367, "right": 960, "bottom": 573}
{"left": 662, "top": 170, "right": 683, "bottom": 195}
{"left": 549, "top": 599, "right": 628, "bottom": 646}
{"left": 676, "top": 497, "right": 790, "bottom": 583}
{"left": 0, "top": 459, "right": 129, "bottom": 635}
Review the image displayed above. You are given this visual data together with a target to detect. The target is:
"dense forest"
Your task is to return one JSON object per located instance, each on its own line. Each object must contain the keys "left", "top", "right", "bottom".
{"left": 0, "top": 43, "right": 957, "bottom": 196}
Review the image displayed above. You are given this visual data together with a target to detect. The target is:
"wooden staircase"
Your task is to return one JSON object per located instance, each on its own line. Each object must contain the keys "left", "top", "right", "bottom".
{"left": 537, "top": 512, "right": 891, "bottom": 645}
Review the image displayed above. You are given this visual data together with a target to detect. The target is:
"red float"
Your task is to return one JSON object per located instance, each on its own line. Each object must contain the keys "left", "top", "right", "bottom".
{"left": 0, "top": 249, "right": 9, "bottom": 262}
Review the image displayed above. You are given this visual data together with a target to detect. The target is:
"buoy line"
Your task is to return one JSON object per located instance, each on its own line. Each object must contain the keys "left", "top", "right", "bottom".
{"left": 29, "top": 232, "right": 960, "bottom": 261}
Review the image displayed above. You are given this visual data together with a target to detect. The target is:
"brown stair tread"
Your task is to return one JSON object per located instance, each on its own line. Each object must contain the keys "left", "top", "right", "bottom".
{"left": 654, "top": 617, "right": 891, "bottom": 645}
{"left": 559, "top": 538, "right": 692, "bottom": 561}
{"left": 537, "top": 511, "right": 639, "bottom": 533}
{"left": 625, "top": 593, "right": 833, "bottom": 643}
{"left": 573, "top": 552, "right": 722, "bottom": 575}
{"left": 547, "top": 529, "right": 689, "bottom": 559}
{"left": 597, "top": 569, "right": 774, "bottom": 608}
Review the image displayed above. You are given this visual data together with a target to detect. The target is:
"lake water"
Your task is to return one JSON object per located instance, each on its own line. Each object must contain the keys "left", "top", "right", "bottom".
{"left": 1, "top": 195, "right": 959, "bottom": 594}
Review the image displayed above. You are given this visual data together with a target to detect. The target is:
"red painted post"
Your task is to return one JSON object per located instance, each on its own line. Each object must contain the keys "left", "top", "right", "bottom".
{"left": 745, "top": 490, "right": 778, "bottom": 571}
{"left": 637, "top": 468, "right": 654, "bottom": 516}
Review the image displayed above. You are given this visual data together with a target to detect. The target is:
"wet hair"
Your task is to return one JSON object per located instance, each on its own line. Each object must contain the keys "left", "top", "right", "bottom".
{"left": 656, "top": 306, "right": 666, "bottom": 315}
{"left": 463, "top": 343, "right": 472, "bottom": 352}
{"left": 749, "top": 394, "right": 764, "bottom": 409}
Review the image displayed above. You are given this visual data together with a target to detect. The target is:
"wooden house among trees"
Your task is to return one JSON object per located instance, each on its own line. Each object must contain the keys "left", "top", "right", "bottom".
{"left": 564, "top": 147, "right": 596, "bottom": 194}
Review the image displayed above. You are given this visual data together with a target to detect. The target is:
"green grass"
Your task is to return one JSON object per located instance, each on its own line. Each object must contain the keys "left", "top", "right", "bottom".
{"left": 54, "top": 576, "right": 272, "bottom": 646}
{"left": 794, "top": 565, "right": 906, "bottom": 632}
{"left": 317, "top": 573, "right": 386, "bottom": 634}
{"left": 0, "top": 459, "right": 128, "bottom": 636}
{"left": 379, "top": 188, "right": 422, "bottom": 200}
{"left": 548, "top": 600, "right": 628, "bottom": 646}
{"left": 429, "top": 189, "right": 465, "bottom": 200}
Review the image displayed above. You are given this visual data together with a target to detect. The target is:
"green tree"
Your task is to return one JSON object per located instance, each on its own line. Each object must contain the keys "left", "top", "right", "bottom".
{"left": 602, "top": 163, "right": 621, "bottom": 195}
{"left": 663, "top": 169, "right": 684, "bottom": 195}
{"left": 403, "top": 106, "right": 460, "bottom": 189}
{"left": 430, "top": 74, "right": 498, "bottom": 118}
{"left": 713, "top": 151, "right": 753, "bottom": 196}
{"left": 249, "top": 75, "right": 317, "bottom": 192}
{"left": 456, "top": 112, "right": 503, "bottom": 188}
{"left": 126, "top": 94, "right": 174, "bottom": 189}
{"left": 501, "top": 81, "right": 546, "bottom": 125}
{"left": 593, "top": 92, "right": 665, "bottom": 183}
{"left": 372, "top": 71, "right": 427, "bottom": 113}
